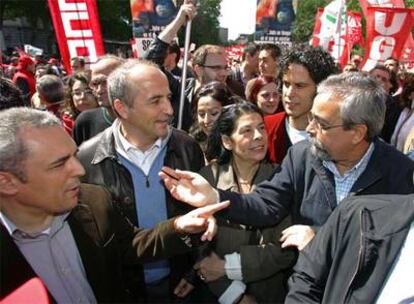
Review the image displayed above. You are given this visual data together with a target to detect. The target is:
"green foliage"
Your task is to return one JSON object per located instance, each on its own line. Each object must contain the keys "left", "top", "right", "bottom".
{"left": 96, "top": 0, "right": 131, "bottom": 41}
{"left": 292, "top": 0, "right": 329, "bottom": 43}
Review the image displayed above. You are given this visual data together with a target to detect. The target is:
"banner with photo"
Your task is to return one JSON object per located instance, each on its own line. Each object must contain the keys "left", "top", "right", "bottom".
{"left": 254, "top": 0, "right": 296, "bottom": 47}
{"left": 130, "top": 0, "right": 180, "bottom": 57}
{"left": 47, "top": 0, "right": 105, "bottom": 74}
{"left": 362, "top": 7, "right": 414, "bottom": 71}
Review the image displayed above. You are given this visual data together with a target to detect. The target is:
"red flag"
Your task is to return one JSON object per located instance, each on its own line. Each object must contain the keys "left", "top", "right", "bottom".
{"left": 401, "top": 35, "right": 414, "bottom": 69}
{"left": 47, "top": 0, "right": 105, "bottom": 74}
{"left": 362, "top": 7, "right": 414, "bottom": 71}
{"left": 358, "top": 0, "right": 404, "bottom": 16}
{"left": 311, "top": 8, "right": 363, "bottom": 68}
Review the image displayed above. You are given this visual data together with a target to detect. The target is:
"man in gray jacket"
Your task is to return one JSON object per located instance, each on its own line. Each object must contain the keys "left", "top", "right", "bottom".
{"left": 286, "top": 193, "right": 414, "bottom": 303}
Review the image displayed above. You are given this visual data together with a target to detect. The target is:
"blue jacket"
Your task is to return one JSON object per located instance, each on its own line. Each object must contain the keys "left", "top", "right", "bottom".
{"left": 219, "top": 139, "right": 414, "bottom": 227}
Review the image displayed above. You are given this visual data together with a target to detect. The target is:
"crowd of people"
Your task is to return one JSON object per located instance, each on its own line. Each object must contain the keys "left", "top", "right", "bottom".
{"left": 1, "top": 1, "right": 413, "bottom": 303}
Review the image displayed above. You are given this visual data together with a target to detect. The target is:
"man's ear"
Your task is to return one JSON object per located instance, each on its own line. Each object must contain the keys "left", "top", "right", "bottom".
{"left": 0, "top": 172, "right": 19, "bottom": 196}
{"left": 221, "top": 135, "right": 233, "bottom": 151}
{"left": 113, "top": 99, "right": 128, "bottom": 120}
{"left": 351, "top": 124, "right": 368, "bottom": 145}
{"left": 193, "top": 64, "right": 203, "bottom": 80}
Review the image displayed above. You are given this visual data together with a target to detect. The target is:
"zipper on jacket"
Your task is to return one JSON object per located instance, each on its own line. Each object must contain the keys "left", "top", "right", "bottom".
{"left": 343, "top": 209, "right": 366, "bottom": 303}
{"left": 145, "top": 175, "right": 150, "bottom": 188}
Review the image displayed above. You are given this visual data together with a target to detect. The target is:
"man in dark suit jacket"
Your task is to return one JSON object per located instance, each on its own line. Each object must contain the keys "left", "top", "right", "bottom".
{"left": 160, "top": 73, "right": 414, "bottom": 253}
{"left": 0, "top": 108, "right": 227, "bottom": 302}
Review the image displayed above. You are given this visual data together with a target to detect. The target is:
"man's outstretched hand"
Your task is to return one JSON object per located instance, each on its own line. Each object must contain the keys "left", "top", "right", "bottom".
{"left": 159, "top": 166, "right": 219, "bottom": 207}
{"left": 174, "top": 200, "right": 230, "bottom": 241}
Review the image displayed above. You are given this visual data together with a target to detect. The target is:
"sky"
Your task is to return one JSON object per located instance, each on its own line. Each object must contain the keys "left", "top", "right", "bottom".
{"left": 219, "top": 0, "right": 257, "bottom": 40}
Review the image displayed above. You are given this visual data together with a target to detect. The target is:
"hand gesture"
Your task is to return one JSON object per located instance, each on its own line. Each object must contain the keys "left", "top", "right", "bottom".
{"left": 174, "top": 201, "right": 230, "bottom": 241}
{"left": 160, "top": 166, "right": 219, "bottom": 207}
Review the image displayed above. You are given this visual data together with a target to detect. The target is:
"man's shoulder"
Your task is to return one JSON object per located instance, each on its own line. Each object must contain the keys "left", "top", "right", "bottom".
{"left": 336, "top": 194, "right": 414, "bottom": 227}
{"left": 78, "top": 183, "right": 112, "bottom": 207}
{"left": 75, "top": 108, "right": 103, "bottom": 122}
{"left": 374, "top": 139, "right": 414, "bottom": 167}
{"left": 77, "top": 127, "right": 112, "bottom": 160}
{"left": 265, "top": 112, "right": 287, "bottom": 129}
{"left": 288, "top": 140, "right": 312, "bottom": 157}
{"left": 170, "top": 128, "right": 200, "bottom": 146}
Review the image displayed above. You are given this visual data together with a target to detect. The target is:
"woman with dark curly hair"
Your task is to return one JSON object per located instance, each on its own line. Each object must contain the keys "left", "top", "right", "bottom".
{"left": 65, "top": 72, "right": 98, "bottom": 119}
{"left": 189, "top": 81, "right": 235, "bottom": 153}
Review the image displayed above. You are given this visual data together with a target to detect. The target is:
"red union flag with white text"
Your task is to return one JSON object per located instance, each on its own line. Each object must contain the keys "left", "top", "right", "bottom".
{"left": 359, "top": 0, "right": 413, "bottom": 69}
{"left": 47, "top": 0, "right": 105, "bottom": 74}
{"left": 362, "top": 7, "right": 414, "bottom": 71}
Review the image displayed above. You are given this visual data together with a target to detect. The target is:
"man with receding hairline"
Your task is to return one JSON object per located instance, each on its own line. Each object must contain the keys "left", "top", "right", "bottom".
{"left": 77, "top": 59, "right": 206, "bottom": 302}
{"left": 0, "top": 107, "right": 228, "bottom": 303}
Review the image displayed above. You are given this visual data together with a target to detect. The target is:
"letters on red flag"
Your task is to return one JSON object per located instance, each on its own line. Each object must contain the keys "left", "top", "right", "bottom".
{"left": 47, "top": 0, "right": 105, "bottom": 74}
{"left": 358, "top": 0, "right": 405, "bottom": 16}
{"left": 362, "top": 7, "right": 414, "bottom": 71}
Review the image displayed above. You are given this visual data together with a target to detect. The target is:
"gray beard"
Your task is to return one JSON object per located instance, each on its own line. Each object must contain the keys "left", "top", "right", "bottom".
{"left": 309, "top": 137, "right": 333, "bottom": 161}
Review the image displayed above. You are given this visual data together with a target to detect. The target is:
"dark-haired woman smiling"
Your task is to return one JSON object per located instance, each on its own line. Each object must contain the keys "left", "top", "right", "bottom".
{"left": 194, "top": 102, "right": 296, "bottom": 303}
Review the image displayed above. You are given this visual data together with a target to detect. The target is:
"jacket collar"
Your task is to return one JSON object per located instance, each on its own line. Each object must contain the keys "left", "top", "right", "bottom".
{"left": 362, "top": 195, "right": 414, "bottom": 239}
{"left": 215, "top": 162, "right": 276, "bottom": 192}
{"left": 91, "top": 124, "right": 179, "bottom": 165}
{"left": 350, "top": 138, "right": 383, "bottom": 194}
{"left": 310, "top": 154, "right": 337, "bottom": 208}
{"left": 91, "top": 125, "right": 117, "bottom": 165}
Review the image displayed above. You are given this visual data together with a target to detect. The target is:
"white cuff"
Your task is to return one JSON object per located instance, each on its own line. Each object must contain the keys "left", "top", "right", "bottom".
{"left": 224, "top": 252, "right": 243, "bottom": 281}
{"left": 218, "top": 280, "right": 246, "bottom": 304}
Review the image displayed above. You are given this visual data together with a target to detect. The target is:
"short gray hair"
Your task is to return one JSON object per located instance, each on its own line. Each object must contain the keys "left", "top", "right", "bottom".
{"left": 0, "top": 108, "right": 61, "bottom": 181}
{"left": 107, "top": 59, "right": 159, "bottom": 108}
{"left": 36, "top": 74, "right": 65, "bottom": 104}
{"left": 317, "top": 72, "right": 387, "bottom": 141}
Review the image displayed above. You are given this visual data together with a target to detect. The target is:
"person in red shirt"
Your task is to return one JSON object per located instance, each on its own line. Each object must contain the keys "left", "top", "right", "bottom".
{"left": 12, "top": 56, "right": 36, "bottom": 106}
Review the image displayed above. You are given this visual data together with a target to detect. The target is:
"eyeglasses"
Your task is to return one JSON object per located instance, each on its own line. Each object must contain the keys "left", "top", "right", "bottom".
{"left": 307, "top": 112, "right": 347, "bottom": 131}
{"left": 202, "top": 64, "right": 229, "bottom": 71}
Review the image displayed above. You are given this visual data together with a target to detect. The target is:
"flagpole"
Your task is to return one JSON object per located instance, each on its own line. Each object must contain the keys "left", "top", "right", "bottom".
{"left": 178, "top": 19, "right": 192, "bottom": 130}
{"left": 337, "top": 0, "right": 343, "bottom": 66}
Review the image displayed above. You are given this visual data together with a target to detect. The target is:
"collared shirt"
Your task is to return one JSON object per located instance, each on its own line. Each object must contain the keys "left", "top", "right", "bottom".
{"left": 376, "top": 221, "right": 414, "bottom": 304}
{"left": 113, "top": 119, "right": 171, "bottom": 175}
{"left": 323, "top": 143, "right": 375, "bottom": 203}
{"left": 0, "top": 212, "right": 97, "bottom": 304}
{"left": 285, "top": 118, "right": 309, "bottom": 145}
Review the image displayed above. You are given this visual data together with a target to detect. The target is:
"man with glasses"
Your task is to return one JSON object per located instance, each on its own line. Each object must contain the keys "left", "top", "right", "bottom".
{"left": 145, "top": 0, "right": 244, "bottom": 114}
{"left": 72, "top": 55, "right": 125, "bottom": 145}
{"left": 160, "top": 73, "right": 414, "bottom": 252}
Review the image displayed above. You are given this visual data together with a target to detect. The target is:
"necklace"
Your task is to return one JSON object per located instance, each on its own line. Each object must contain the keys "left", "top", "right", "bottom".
{"left": 232, "top": 159, "right": 259, "bottom": 194}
